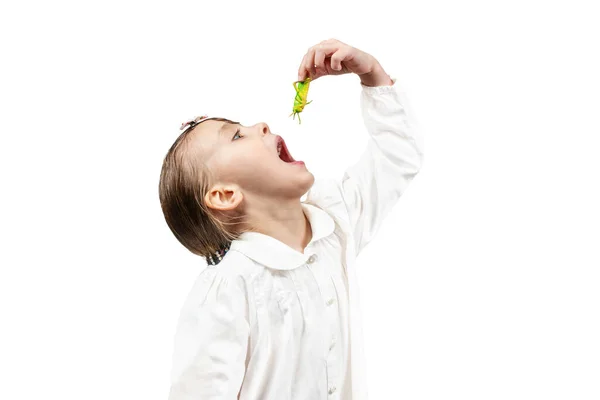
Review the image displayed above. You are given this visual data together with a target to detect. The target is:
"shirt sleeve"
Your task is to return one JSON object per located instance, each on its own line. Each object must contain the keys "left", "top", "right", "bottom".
{"left": 168, "top": 268, "right": 250, "bottom": 400}
{"left": 340, "top": 77, "right": 424, "bottom": 256}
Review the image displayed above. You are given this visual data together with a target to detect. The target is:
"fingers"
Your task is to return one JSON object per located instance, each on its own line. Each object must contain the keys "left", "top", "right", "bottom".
{"left": 314, "top": 42, "right": 339, "bottom": 75}
{"left": 297, "top": 45, "right": 315, "bottom": 81}
{"left": 298, "top": 39, "right": 345, "bottom": 81}
{"left": 314, "top": 46, "right": 326, "bottom": 75}
{"left": 298, "top": 52, "right": 309, "bottom": 81}
{"left": 299, "top": 45, "right": 319, "bottom": 81}
{"left": 297, "top": 54, "right": 309, "bottom": 81}
{"left": 330, "top": 47, "right": 352, "bottom": 71}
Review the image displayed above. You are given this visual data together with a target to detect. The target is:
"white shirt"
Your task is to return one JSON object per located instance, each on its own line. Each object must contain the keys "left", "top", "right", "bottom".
{"left": 167, "top": 77, "right": 424, "bottom": 400}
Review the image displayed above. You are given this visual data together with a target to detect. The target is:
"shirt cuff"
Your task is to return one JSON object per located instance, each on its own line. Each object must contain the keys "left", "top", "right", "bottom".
{"left": 360, "top": 76, "right": 397, "bottom": 95}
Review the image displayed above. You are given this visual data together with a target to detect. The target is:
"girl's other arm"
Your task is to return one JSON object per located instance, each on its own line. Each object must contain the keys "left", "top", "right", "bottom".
{"left": 168, "top": 270, "right": 249, "bottom": 400}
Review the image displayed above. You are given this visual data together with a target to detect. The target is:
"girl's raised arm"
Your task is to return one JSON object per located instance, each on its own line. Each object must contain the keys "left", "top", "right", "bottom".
{"left": 339, "top": 79, "right": 424, "bottom": 256}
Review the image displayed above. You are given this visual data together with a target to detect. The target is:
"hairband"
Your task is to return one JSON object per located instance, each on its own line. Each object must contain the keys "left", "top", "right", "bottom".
{"left": 180, "top": 115, "right": 210, "bottom": 131}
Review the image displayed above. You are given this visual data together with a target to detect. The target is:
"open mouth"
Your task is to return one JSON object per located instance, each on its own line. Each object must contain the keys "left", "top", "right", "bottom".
{"left": 276, "top": 137, "right": 296, "bottom": 163}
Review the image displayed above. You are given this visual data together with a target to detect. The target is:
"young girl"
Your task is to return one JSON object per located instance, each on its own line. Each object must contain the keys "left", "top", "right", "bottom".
{"left": 159, "top": 38, "right": 424, "bottom": 400}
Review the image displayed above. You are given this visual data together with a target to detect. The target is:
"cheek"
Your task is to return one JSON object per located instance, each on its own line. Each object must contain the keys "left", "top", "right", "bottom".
{"left": 216, "top": 146, "right": 276, "bottom": 182}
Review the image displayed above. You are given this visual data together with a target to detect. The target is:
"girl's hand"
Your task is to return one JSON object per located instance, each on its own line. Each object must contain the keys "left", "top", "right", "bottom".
{"left": 297, "top": 38, "right": 393, "bottom": 87}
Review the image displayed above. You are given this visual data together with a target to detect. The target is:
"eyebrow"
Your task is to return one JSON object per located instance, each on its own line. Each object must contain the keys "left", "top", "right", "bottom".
{"left": 218, "top": 122, "right": 239, "bottom": 138}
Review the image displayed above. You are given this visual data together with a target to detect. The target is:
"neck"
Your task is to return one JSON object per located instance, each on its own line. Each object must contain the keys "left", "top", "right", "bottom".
{"left": 243, "top": 196, "right": 313, "bottom": 254}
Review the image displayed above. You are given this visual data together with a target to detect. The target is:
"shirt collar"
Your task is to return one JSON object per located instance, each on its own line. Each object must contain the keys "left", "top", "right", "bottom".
{"left": 229, "top": 202, "right": 335, "bottom": 270}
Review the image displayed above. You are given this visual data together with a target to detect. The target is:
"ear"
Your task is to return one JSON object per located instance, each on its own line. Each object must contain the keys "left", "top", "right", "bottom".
{"left": 204, "top": 184, "right": 243, "bottom": 211}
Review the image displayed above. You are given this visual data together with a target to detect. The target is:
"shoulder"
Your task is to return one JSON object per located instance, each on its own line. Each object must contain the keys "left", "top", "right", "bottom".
{"left": 189, "top": 250, "right": 258, "bottom": 302}
{"left": 172, "top": 254, "right": 257, "bottom": 333}
{"left": 210, "top": 250, "right": 259, "bottom": 288}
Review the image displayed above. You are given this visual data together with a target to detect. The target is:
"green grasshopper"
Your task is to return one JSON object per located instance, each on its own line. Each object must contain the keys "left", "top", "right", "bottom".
{"left": 289, "top": 77, "right": 312, "bottom": 124}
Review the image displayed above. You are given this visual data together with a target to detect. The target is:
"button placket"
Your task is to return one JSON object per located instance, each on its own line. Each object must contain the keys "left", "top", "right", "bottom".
{"left": 305, "top": 250, "right": 340, "bottom": 396}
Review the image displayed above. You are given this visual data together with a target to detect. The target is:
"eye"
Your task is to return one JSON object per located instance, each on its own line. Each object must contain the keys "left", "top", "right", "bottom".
{"left": 232, "top": 129, "right": 243, "bottom": 141}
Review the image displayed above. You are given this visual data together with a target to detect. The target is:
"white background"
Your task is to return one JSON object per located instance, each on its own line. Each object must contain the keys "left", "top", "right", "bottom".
{"left": 1, "top": 0, "right": 599, "bottom": 399}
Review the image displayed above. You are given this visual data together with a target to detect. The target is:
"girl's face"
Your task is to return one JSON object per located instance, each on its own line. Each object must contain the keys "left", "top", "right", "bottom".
{"left": 189, "top": 119, "right": 314, "bottom": 206}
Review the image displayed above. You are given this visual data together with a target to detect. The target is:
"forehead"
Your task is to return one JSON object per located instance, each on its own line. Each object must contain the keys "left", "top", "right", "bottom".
{"left": 193, "top": 120, "right": 238, "bottom": 141}
{"left": 195, "top": 119, "right": 235, "bottom": 135}
{"left": 188, "top": 120, "right": 237, "bottom": 156}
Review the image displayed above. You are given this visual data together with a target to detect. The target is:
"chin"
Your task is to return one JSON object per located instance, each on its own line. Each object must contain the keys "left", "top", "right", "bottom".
{"left": 295, "top": 170, "right": 315, "bottom": 196}
{"left": 275, "top": 169, "right": 314, "bottom": 199}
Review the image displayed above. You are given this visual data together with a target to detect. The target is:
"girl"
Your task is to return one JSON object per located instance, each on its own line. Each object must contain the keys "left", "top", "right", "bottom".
{"left": 159, "top": 38, "right": 424, "bottom": 400}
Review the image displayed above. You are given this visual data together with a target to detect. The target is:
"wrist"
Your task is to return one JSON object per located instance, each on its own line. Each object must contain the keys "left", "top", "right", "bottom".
{"left": 359, "top": 62, "right": 393, "bottom": 87}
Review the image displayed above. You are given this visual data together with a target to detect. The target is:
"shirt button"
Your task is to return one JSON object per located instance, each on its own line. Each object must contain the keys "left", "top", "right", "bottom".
{"left": 330, "top": 338, "right": 336, "bottom": 350}
{"left": 326, "top": 297, "right": 335, "bottom": 306}
{"left": 307, "top": 254, "right": 318, "bottom": 264}
{"left": 328, "top": 386, "right": 337, "bottom": 395}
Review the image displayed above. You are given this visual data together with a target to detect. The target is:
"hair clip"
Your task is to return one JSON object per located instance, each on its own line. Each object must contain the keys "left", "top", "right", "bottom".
{"left": 180, "top": 115, "right": 209, "bottom": 131}
{"left": 206, "top": 242, "right": 231, "bottom": 266}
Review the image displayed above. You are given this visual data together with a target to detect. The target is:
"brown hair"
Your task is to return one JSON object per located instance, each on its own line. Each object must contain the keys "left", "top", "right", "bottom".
{"left": 158, "top": 117, "right": 247, "bottom": 263}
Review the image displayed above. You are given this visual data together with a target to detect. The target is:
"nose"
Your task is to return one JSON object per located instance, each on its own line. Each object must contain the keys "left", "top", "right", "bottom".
{"left": 256, "top": 122, "right": 270, "bottom": 136}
